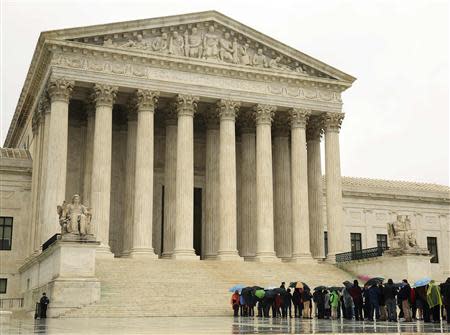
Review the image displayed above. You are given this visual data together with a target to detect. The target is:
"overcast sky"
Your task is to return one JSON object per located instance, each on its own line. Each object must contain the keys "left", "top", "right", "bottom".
{"left": 1, "top": 0, "right": 448, "bottom": 185}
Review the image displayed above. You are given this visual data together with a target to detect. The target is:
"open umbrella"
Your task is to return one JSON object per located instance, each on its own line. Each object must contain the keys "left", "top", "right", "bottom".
{"left": 358, "top": 274, "right": 371, "bottom": 282}
{"left": 251, "top": 286, "right": 264, "bottom": 291}
{"left": 229, "top": 284, "right": 245, "bottom": 293}
{"left": 366, "top": 278, "right": 383, "bottom": 287}
{"left": 295, "top": 282, "right": 304, "bottom": 289}
{"left": 328, "top": 286, "right": 343, "bottom": 292}
{"left": 302, "top": 282, "right": 311, "bottom": 291}
{"left": 414, "top": 277, "right": 431, "bottom": 288}
{"left": 241, "top": 287, "right": 253, "bottom": 296}
{"left": 289, "top": 282, "right": 297, "bottom": 288}
{"left": 343, "top": 281, "right": 352, "bottom": 288}
{"left": 255, "top": 289, "right": 265, "bottom": 299}
{"left": 314, "top": 286, "right": 327, "bottom": 291}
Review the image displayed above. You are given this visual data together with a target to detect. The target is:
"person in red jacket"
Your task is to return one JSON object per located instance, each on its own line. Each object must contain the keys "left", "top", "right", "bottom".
{"left": 349, "top": 280, "right": 363, "bottom": 321}
{"left": 231, "top": 290, "right": 240, "bottom": 317}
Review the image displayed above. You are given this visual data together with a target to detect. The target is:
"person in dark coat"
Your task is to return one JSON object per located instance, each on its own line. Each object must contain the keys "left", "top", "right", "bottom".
{"left": 282, "top": 288, "right": 292, "bottom": 318}
{"left": 362, "top": 286, "right": 370, "bottom": 320}
{"left": 383, "top": 279, "right": 398, "bottom": 322}
{"left": 39, "top": 293, "right": 50, "bottom": 318}
{"left": 349, "top": 280, "right": 363, "bottom": 321}
{"left": 415, "top": 285, "right": 430, "bottom": 322}
{"left": 314, "top": 289, "right": 326, "bottom": 319}
{"left": 367, "top": 284, "right": 381, "bottom": 321}
{"left": 440, "top": 278, "right": 450, "bottom": 324}
{"left": 398, "top": 280, "right": 412, "bottom": 322}
{"left": 292, "top": 288, "right": 302, "bottom": 318}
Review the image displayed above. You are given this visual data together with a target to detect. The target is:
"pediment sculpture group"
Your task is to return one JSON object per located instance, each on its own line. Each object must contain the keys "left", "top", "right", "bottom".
{"left": 103, "top": 26, "right": 308, "bottom": 74}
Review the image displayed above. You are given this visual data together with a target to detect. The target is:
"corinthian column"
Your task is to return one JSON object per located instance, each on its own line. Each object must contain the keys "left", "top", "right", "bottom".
{"left": 216, "top": 99, "right": 242, "bottom": 261}
{"left": 306, "top": 116, "right": 325, "bottom": 259}
{"left": 239, "top": 112, "right": 257, "bottom": 259}
{"left": 290, "top": 108, "right": 313, "bottom": 262}
{"left": 42, "top": 78, "right": 74, "bottom": 243}
{"left": 253, "top": 104, "right": 279, "bottom": 262}
{"left": 161, "top": 105, "right": 178, "bottom": 258}
{"left": 129, "top": 89, "right": 159, "bottom": 258}
{"left": 203, "top": 108, "right": 220, "bottom": 260}
{"left": 121, "top": 103, "right": 137, "bottom": 257}
{"left": 82, "top": 104, "right": 95, "bottom": 207}
{"left": 171, "top": 94, "right": 200, "bottom": 260}
{"left": 90, "top": 84, "right": 118, "bottom": 255}
{"left": 322, "top": 112, "right": 345, "bottom": 262}
{"left": 272, "top": 113, "right": 292, "bottom": 260}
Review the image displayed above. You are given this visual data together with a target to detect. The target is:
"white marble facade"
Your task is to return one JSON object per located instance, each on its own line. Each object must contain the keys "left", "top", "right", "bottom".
{"left": 1, "top": 12, "right": 449, "bottom": 299}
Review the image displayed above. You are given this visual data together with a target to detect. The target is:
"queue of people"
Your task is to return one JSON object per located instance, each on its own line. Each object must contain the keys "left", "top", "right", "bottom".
{"left": 230, "top": 277, "right": 450, "bottom": 324}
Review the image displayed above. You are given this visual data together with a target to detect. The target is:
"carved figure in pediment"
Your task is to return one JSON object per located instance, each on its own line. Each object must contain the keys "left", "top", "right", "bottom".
{"left": 252, "top": 48, "right": 267, "bottom": 68}
{"left": 103, "top": 38, "right": 114, "bottom": 47}
{"left": 238, "top": 43, "right": 251, "bottom": 65}
{"left": 202, "top": 26, "right": 219, "bottom": 60}
{"left": 57, "top": 194, "right": 92, "bottom": 237}
{"left": 121, "top": 34, "right": 149, "bottom": 50}
{"left": 184, "top": 27, "right": 203, "bottom": 58}
{"left": 294, "top": 62, "right": 307, "bottom": 74}
{"left": 218, "top": 32, "right": 235, "bottom": 63}
{"left": 152, "top": 32, "right": 169, "bottom": 54}
{"left": 268, "top": 56, "right": 282, "bottom": 69}
{"left": 169, "top": 31, "right": 184, "bottom": 56}
{"left": 231, "top": 38, "right": 240, "bottom": 64}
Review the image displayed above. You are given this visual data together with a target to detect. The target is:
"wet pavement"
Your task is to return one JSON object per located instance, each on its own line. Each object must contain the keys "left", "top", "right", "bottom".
{"left": 2, "top": 316, "right": 450, "bottom": 334}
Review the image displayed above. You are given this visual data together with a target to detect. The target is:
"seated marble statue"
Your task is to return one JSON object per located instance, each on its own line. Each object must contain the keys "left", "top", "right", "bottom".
{"left": 57, "top": 194, "right": 92, "bottom": 237}
{"left": 387, "top": 215, "right": 418, "bottom": 250}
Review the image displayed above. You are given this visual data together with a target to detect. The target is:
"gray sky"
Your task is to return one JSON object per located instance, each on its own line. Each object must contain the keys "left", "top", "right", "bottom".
{"left": 1, "top": 0, "right": 449, "bottom": 185}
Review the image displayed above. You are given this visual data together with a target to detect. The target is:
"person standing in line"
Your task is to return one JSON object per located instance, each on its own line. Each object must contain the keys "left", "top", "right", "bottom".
{"left": 415, "top": 285, "right": 431, "bottom": 322}
{"left": 383, "top": 279, "right": 398, "bottom": 322}
{"left": 342, "top": 287, "right": 354, "bottom": 320}
{"left": 330, "top": 289, "right": 340, "bottom": 320}
{"left": 39, "top": 293, "right": 50, "bottom": 318}
{"left": 282, "top": 288, "right": 292, "bottom": 318}
{"left": 292, "top": 288, "right": 302, "bottom": 318}
{"left": 440, "top": 278, "right": 450, "bottom": 324}
{"left": 398, "top": 280, "right": 412, "bottom": 322}
{"left": 324, "top": 290, "right": 331, "bottom": 319}
{"left": 231, "top": 290, "right": 240, "bottom": 317}
{"left": 427, "top": 280, "right": 442, "bottom": 323}
{"left": 367, "top": 284, "right": 381, "bottom": 321}
{"left": 410, "top": 284, "right": 417, "bottom": 320}
{"left": 302, "top": 289, "right": 312, "bottom": 318}
{"left": 349, "top": 280, "right": 363, "bottom": 321}
{"left": 379, "top": 283, "right": 387, "bottom": 321}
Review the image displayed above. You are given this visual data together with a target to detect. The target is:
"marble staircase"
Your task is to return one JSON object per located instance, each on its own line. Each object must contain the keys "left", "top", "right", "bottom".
{"left": 60, "top": 258, "right": 352, "bottom": 318}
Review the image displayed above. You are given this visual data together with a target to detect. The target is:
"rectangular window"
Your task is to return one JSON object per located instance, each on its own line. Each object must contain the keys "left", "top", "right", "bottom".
{"left": 0, "top": 217, "right": 13, "bottom": 250}
{"left": 0, "top": 279, "right": 7, "bottom": 294}
{"left": 427, "top": 237, "right": 439, "bottom": 263}
{"left": 324, "top": 232, "right": 328, "bottom": 257}
{"left": 350, "top": 233, "right": 362, "bottom": 252}
{"left": 377, "top": 234, "right": 388, "bottom": 250}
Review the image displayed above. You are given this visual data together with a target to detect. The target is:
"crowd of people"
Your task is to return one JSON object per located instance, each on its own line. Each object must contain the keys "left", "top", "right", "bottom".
{"left": 230, "top": 277, "right": 450, "bottom": 323}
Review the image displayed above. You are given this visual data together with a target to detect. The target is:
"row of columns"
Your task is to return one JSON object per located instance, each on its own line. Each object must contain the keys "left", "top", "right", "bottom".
{"left": 34, "top": 77, "right": 345, "bottom": 262}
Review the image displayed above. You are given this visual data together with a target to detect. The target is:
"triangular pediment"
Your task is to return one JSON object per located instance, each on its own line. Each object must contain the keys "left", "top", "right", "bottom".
{"left": 42, "top": 11, "right": 355, "bottom": 83}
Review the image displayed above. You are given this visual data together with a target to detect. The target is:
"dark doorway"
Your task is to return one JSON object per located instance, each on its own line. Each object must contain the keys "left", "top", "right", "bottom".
{"left": 193, "top": 188, "right": 202, "bottom": 256}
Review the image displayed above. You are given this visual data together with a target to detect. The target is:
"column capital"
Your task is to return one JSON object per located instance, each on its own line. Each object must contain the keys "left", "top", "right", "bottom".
{"left": 136, "top": 89, "right": 159, "bottom": 111}
{"left": 126, "top": 98, "right": 138, "bottom": 122}
{"left": 47, "top": 78, "right": 74, "bottom": 103}
{"left": 290, "top": 108, "right": 311, "bottom": 129}
{"left": 217, "top": 99, "right": 240, "bottom": 121}
{"left": 253, "top": 104, "right": 276, "bottom": 125}
{"left": 91, "top": 84, "right": 118, "bottom": 108}
{"left": 165, "top": 103, "right": 178, "bottom": 126}
{"left": 32, "top": 110, "right": 42, "bottom": 134}
{"left": 272, "top": 112, "right": 290, "bottom": 137}
{"left": 38, "top": 93, "right": 51, "bottom": 115}
{"left": 321, "top": 112, "right": 345, "bottom": 132}
{"left": 176, "top": 94, "right": 199, "bottom": 117}
{"left": 306, "top": 116, "right": 323, "bottom": 141}
{"left": 204, "top": 106, "right": 219, "bottom": 130}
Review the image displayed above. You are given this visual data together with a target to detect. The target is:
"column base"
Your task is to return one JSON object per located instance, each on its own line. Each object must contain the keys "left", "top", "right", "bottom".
{"left": 287, "top": 253, "right": 315, "bottom": 264}
{"left": 160, "top": 252, "right": 173, "bottom": 259}
{"left": 120, "top": 250, "right": 131, "bottom": 258}
{"left": 325, "top": 253, "right": 338, "bottom": 264}
{"left": 96, "top": 244, "right": 114, "bottom": 259}
{"left": 215, "top": 251, "right": 243, "bottom": 261}
{"left": 203, "top": 254, "right": 218, "bottom": 260}
{"left": 247, "top": 252, "right": 281, "bottom": 263}
{"left": 171, "top": 249, "right": 200, "bottom": 261}
{"left": 129, "top": 248, "right": 158, "bottom": 259}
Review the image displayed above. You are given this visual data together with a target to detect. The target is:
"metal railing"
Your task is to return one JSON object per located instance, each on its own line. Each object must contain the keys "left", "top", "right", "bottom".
{"left": 0, "top": 298, "right": 24, "bottom": 310}
{"left": 336, "top": 246, "right": 389, "bottom": 263}
{"left": 42, "top": 233, "right": 61, "bottom": 251}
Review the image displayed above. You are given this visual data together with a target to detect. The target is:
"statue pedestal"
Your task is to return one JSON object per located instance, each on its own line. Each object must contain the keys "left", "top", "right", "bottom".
{"left": 337, "top": 251, "right": 432, "bottom": 283}
{"left": 19, "top": 238, "right": 101, "bottom": 318}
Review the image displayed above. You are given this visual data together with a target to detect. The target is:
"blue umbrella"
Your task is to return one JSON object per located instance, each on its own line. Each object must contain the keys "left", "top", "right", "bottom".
{"left": 229, "top": 284, "right": 245, "bottom": 293}
{"left": 414, "top": 277, "right": 431, "bottom": 288}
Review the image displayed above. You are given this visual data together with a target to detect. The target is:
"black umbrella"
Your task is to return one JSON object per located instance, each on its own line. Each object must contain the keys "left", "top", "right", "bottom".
{"left": 289, "top": 282, "right": 297, "bottom": 288}
{"left": 251, "top": 286, "right": 264, "bottom": 291}
{"left": 264, "top": 289, "right": 277, "bottom": 299}
{"left": 314, "top": 286, "right": 327, "bottom": 291}
{"left": 366, "top": 278, "right": 383, "bottom": 287}
{"left": 302, "top": 282, "right": 311, "bottom": 291}
{"left": 241, "top": 287, "right": 253, "bottom": 296}
{"left": 328, "top": 286, "right": 344, "bottom": 292}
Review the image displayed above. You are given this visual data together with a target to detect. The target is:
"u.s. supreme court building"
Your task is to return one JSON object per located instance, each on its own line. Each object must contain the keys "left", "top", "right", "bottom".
{"left": 1, "top": 11, "right": 449, "bottom": 317}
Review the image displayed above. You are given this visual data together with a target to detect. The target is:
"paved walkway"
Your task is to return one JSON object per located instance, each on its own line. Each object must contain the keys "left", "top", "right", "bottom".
{"left": 3, "top": 317, "right": 450, "bottom": 334}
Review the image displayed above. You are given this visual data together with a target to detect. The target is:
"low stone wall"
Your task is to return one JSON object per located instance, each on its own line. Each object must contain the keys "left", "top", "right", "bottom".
{"left": 19, "top": 239, "right": 101, "bottom": 317}
{"left": 337, "top": 253, "right": 432, "bottom": 283}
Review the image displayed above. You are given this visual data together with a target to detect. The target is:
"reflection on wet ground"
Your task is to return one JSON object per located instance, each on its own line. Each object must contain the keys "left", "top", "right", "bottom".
{"left": 3, "top": 316, "right": 450, "bottom": 334}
